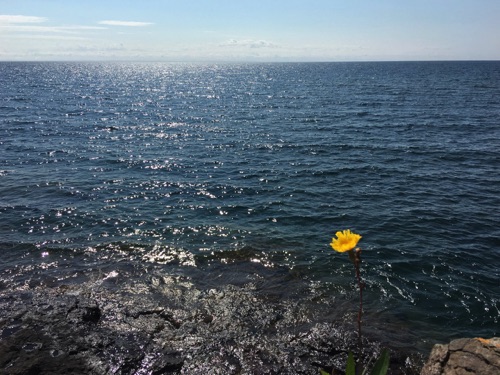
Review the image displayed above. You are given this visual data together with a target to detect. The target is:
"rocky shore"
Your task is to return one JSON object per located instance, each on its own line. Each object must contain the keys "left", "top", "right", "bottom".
{"left": 3, "top": 254, "right": 497, "bottom": 375}
{"left": 0, "top": 260, "right": 424, "bottom": 375}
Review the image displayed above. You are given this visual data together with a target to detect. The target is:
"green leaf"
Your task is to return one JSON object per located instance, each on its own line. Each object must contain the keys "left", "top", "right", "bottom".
{"left": 319, "top": 369, "right": 330, "bottom": 375}
{"left": 346, "top": 351, "right": 356, "bottom": 375}
{"left": 370, "top": 349, "right": 390, "bottom": 375}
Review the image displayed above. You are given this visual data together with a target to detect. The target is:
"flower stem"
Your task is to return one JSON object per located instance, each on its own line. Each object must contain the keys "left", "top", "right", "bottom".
{"left": 353, "top": 248, "right": 365, "bottom": 372}
{"left": 355, "top": 260, "right": 363, "bottom": 344}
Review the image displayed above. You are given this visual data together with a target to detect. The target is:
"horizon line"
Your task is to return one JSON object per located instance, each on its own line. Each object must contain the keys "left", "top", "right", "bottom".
{"left": 1, "top": 58, "right": 499, "bottom": 64}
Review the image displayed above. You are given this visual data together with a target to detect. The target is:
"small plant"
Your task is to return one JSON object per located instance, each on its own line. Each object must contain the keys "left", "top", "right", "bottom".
{"left": 320, "top": 230, "right": 390, "bottom": 375}
{"left": 320, "top": 349, "right": 389, "bottom": 375}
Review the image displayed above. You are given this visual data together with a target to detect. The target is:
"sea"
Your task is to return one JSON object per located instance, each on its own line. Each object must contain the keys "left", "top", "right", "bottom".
{"left": 1, "top": 61, "right": 499, "bottom": 353}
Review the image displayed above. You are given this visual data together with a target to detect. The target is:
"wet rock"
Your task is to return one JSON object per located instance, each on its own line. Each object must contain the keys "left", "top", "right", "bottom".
{"left": 0, "top": 268, "right": 423, "bottom": 374}
{"left": 420, "top": 337, "right": 500, "bottom": 375}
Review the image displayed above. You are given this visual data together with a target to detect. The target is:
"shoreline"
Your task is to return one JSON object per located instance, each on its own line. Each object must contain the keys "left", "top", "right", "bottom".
{"left": 0, "top": 262, "right": 424, "bottom": 374}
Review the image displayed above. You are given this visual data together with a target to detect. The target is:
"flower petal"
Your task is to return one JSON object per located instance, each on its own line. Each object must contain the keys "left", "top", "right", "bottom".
{"left": 330, "top": 229, "right": 362, "bottom": 253}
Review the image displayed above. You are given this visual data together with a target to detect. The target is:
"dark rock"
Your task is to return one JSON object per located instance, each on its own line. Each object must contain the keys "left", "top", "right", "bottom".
{"left": 420, "top": 337, "right": 500, "bottom": 375}
{"left": 0, "top": 267, "right": 423, "bottom": 374}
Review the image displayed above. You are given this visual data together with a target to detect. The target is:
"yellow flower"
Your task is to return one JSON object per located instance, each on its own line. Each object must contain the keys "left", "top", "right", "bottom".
{"left": 330, "top": 229, "right": 362, "bottom": 253}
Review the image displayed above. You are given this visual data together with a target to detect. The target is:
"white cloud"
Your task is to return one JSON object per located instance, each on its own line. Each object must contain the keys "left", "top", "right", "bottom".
{"left": 0, "top": 14, "right": 106, "bottom": 47}
{"left": 0, "top": 15, "right": 47, "bottom": 24}
{"left": 0, "top": 14, "right": 105, "bottom": 35}
{"left": 98, "top": 20, "right": 153, "bottom": 27}
{"left": 221, "top": 39, "right": 278, "bottom": 49}
{"left": 64, "top": 26, "right": 108, "bottom": 31}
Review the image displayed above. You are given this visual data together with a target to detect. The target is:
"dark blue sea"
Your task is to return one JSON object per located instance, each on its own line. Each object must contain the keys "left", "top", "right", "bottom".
{"left": 1, "top": 61, "right": 499, "bottom": 353}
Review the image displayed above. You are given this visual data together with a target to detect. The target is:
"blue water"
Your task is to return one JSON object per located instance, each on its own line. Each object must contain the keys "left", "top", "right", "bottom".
{"left": 1, "top": 61, "right": 499, "bottom": 352}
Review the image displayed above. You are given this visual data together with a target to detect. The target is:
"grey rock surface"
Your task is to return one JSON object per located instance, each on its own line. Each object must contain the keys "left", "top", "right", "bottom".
{"left": 420, "top": 337, "right": 500, "bottom": 375}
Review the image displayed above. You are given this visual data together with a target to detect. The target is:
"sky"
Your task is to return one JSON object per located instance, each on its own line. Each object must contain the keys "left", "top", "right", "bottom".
{"left": 1, "top": 0, "right": 499, "bottom": 62}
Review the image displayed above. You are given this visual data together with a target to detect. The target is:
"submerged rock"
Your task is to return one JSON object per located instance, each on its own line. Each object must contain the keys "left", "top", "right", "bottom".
{"left": 420, "top": 337, "right": 500, "bottom": 375}
{"left": 0, "top": 263, "right": 423, "bottom": 374}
